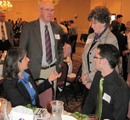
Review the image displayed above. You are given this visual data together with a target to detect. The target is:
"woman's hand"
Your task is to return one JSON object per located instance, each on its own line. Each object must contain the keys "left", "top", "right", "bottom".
{"left": 48, "top": 69, "right": 61, "bottom": 82}
{"left": 82, "top": 75, "right": 87, "bottom": 85}
{"left": 82, "top": 75, "right": 92, "bottom": 89}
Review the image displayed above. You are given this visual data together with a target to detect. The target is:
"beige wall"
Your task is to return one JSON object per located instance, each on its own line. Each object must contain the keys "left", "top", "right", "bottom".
{"left": 3, "top": 0, "right": 130, "bottom": 43}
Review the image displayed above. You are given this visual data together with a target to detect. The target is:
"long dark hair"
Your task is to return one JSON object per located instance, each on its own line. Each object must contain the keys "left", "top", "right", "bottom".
{"left": 3, "top": 48, "right": 26, "bottom": 80}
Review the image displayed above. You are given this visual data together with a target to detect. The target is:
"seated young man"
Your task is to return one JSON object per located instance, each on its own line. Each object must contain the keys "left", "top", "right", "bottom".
{"left": 82, "top": 44, "right": 129, "bottom": 120}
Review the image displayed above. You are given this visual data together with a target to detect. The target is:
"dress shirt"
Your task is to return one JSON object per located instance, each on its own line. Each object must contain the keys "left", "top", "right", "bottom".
{"left": 39, "top": 19, "right": 56, "bottom": 66}
{"left": 82, "top": 70, "right": 129, "bottom": 120}
{"left": 18, "top": 71, "right": 36, "bottom": 105}
{"left": 0, "top": 22, "right": 8, "bottom": 40}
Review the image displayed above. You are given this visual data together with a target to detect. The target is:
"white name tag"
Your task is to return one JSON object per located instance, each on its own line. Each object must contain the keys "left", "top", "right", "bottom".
{"left": 55, "top": 34, "right": 60, "bottom": 39}
{"left": 103, "top": 93, "right": 111, "bottom": 103}
{"left": 86, "top": 38, "right": 92, "bottom": 44}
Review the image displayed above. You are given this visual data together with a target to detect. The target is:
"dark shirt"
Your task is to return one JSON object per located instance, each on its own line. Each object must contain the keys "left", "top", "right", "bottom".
{"left": 120, "top": 23, "right": 126, "bottom": 33}
{"left": 82, "top": 70, "right": 129, "bottom": 120}
{"left": 111, "top": 30, "right": 126, "bottom": 56}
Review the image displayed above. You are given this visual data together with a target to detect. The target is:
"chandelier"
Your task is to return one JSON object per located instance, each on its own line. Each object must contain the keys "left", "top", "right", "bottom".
{"left": 0, "top": 0, "right": 12, "bottom": 11}
{"left": 38, "top": 0, "right": 59, "bottom": 6}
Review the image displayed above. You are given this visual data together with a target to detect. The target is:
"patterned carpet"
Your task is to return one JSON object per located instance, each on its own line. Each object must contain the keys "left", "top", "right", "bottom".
{"left": 57, "top": 42, "right": 85, "bottom": 113}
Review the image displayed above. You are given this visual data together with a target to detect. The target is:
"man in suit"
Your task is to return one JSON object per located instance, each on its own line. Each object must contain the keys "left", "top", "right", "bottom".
{"left": 0, "top": 12, "right": 14, "bottom": 52}
{"left": 116, "top": 14, "right": 126, "bottom": 33}
{"left": 82, "top": 44, "right": 129, "bottom": 120}
{"left": 20, "top": 1, "right": 63, "bottom": 99}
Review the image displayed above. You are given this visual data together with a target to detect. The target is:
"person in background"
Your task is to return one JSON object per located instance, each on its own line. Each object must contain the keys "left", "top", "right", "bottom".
{"left": 88, "top": 25, "right": 94, "bottom": 35}
{"left": 19, "top": 1, "right": 63, "bottom": 99}
{"left": 110, "top": 20, "right": 126, "bottom": 77}
{"left": 53, "top": 17, "right": 57, "bottom": 24}
{"left": 116, "top": 14, "right": 126, "bottom": 33}
{"left": 68, "top": 20, "right": 78, "bottom": 54}
{"left": 0, "top": 12, "right": 14, "bottom": 52}
{"left": 3, "top": 48, "right": 61, "bottom": 107}
{"left": 59, "top": 21, "right": 68, "bottom": 35}
{"left": 82, "top": 44, "right": 129, "bottom": 120}
{"left": 121, "top": 21, "right": 130, "bottom": 81}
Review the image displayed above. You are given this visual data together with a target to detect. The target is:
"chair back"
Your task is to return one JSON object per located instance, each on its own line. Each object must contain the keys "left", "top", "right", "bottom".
{"left": 35, "top": 78, "right": 54, "bottom": 108}
{"left": 57, "top": 62, "right": 68, "bottom": 87}
{"left": 75, "top": 64, "right": 82, "bottom": 82}
{"left": 39, "top": 87, "right": 53, "bottom": 108}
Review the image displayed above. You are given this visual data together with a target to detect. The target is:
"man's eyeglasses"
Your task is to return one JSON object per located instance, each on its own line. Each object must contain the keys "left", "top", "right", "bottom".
{"left": 41, "top": 8, "right": 54, "bottom": 12}
{"left": 93, "top": 56, "right": 103, "bottom": 59}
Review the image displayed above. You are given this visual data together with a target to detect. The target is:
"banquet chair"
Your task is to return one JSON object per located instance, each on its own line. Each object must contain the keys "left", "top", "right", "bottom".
{"left": 35, "top": 78, "right": 54, "bottom": 108}
{"left": 67, "top": 63, "right": 82, "bottom": 100}
{"left": 56, "top": 62, "right": 69, "bottom": 105}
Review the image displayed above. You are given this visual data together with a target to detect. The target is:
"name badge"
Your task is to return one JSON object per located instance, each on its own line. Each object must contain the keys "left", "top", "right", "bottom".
{"left": 103, "top": 93, "right": 111, "bottom": 103}
{"left": 86, "top": 38, "right": 92, "bottom": 44}
{"left": 55, "top": 34, "right": 60, "bottom": 39}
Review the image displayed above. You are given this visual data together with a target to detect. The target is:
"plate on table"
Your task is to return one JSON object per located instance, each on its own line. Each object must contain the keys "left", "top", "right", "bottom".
{"left": 62, "top": 115, "right": 76, "bottom": 120}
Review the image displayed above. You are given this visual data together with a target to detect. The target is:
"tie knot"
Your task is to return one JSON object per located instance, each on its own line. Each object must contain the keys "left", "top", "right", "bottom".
{"left": 45, "top": 25, "right": 48, "bottom": 29}
{"left": 100, "top": 77, "right": 104, "bottom": 84}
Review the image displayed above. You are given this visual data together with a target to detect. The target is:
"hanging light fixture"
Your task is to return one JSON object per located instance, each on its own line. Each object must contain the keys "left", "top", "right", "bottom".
{"left": 0, "top": 0, "right": 12, "bottom": 11}
{"left": 38, "top": 0, "right": 59, "bottom": 6}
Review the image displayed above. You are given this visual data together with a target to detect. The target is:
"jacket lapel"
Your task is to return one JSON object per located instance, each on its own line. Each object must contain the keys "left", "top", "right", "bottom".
{"left": 32, "top": 19, "right": 43, "bottom": 51}
{"left": 18, "top": 81, "right": 31, "bottom": 101}
{"left": 91, "top": 28, "right": 109, "bottom": 51}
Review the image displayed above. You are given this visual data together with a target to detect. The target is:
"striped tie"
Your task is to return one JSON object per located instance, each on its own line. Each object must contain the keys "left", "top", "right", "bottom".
{"left": 95, "top": 77, "right": 104, "bottom": 120}
{"left": 1, "top": 22, "right": 5, "bottom": 42}
{"left": 45, "top": 25, "right": 52, "bottom": 64}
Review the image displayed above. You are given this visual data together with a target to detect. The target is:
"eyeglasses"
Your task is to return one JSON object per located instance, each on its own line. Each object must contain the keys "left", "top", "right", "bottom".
{"left": 41, "top": 8, "right": 54, "bottom": 12}
{"left": 93, "top": 56, "right": 103, "bottom": 59}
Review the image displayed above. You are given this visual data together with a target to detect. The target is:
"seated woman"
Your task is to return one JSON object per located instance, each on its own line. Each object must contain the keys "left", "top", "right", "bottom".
{"left": 3, "top": 48, "right": 61, "bottom": 107}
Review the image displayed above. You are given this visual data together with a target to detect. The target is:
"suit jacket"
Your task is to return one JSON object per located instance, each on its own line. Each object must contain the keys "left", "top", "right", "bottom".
{"left": 3, "top": 69, "right": 52, "bottom": 107}
{"left": 5, "top": 22, "right": 14, "bottom": 46}
{"left": 82, "top": 28, "right": 118, "bottom": 82}
{"left": 120, "top": 23, "right": 126, "bottom": 32}
{"left": 111, "top": 30, "right": 126, "bottom": 56}
{"left": 20, "top": 19, "right": 63, "bottom": 79}
{"left": 82, "top": 70, "right": 129, "bottom": 120}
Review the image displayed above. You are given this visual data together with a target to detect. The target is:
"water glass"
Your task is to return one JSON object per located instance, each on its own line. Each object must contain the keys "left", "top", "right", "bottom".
{"left": 50, "top": 100, "right": 64, "bottom": 120}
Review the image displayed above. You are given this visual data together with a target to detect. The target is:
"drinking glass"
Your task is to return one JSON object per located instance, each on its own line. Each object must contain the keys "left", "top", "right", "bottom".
{"left": 50, "top": 100, "right": 64, "bottom": 120}
{"left": 47, "top": 101, "right": 52, "bottom": 114}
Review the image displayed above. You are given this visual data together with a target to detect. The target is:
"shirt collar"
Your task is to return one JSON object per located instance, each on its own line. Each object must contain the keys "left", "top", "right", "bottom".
{"left": 39, "top": 18, "right": 50, "bottom": 28}
{"left": 95, "top": 28, "right": 107, "bottom": 39}
{"left": 18, "top": 71, "right": 30, "bottom": 83}
{"left": 103, "top": 70, "right": 117, "bottom": 83}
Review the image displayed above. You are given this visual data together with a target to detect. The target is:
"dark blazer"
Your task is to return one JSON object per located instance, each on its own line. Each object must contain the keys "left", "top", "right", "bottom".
{"left": 20, "top": 19, "right": 63, "bottom": 79}
{"left": 5, "top": 21, "right": 14, "bottom": 46}
{"left": 111, "top": 30, "right": 126, "bottom": 56}
{"left": 120, "top": 23, "right": 126, "bottom": 32}
{"left": 82, "top": 70, "right": 129, "bottom": 120}
{"left": 3, "top": 69, "right": 52, "bottom": 107}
